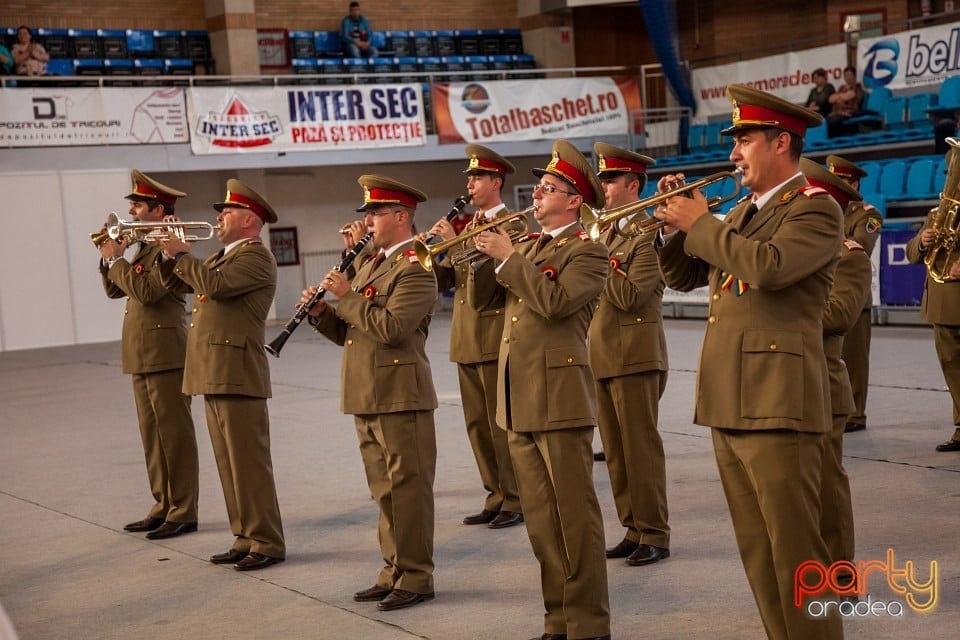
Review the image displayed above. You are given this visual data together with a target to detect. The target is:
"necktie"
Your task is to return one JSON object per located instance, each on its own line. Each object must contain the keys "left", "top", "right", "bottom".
{"left": 741, "top": 202, "right": 759, "bottom": 227}
{"left": 369, "top": 251, "right": 386, "bottom": 271}
{"left": 535, "top": 233, "right": 552, "bottom": 255}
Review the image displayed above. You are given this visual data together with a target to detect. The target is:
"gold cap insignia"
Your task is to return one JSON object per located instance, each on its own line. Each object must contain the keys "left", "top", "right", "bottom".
{"left": 597, "top": 153, "right": 609, "bottom": 173}
{"left": 545, "top": 150, "right": 560, "bottom": 173}
{"left": 468, "top": 154, "right": 480, "bottom": 170}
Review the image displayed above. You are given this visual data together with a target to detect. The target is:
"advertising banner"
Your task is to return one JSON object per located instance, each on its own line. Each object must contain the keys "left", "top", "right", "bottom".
{"left": 880, "top": 229, "right": 927, "bottom": 306}
{"left": 431, "top": 76, "right": 641, "bottom": 144}
{"left": 691, "top": 44, "right": 846, "bottom": 119}
{"left": 187, "top": 84, "right": 426, "bottom": 154}
{"left": 858, "top": 21, "right": 960, "bottom": 92}
{"left": 0, "top": 86, "right": 187, "bottom": 147}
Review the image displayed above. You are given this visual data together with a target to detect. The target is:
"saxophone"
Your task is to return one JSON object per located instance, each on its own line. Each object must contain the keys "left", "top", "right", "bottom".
{"left": 925, "top": 137, "right": 960, "bottom": 283}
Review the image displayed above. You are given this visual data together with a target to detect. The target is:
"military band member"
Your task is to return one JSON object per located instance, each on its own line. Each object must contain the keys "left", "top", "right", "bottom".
{"left": 306, "top": 175, "right": 439, "bottom": 611}
{"left": 801, "top": 158, "right": 872, "bottom": 568}
{"left": 159, "top": 179, "right": 285, "bottom": 571}
{"left": 590, "top": 143, "right": 670, "bottom": 567}
{"left": 906, "top": 206, "right": 960, "bottom": 453}
{"left": 655, "top": 85, "right": 844, "bottom": 639}
{"left": 98, "top": 170, "right": 199, "bottom": 539}
{"left": 426, "top": 145, "right": 522, "bottom": 529}
{"left": 828, "top": 155, "right": 882, "bottom": 433}
{"left": 472, "top": 140, "right": 611, "bottom": 640}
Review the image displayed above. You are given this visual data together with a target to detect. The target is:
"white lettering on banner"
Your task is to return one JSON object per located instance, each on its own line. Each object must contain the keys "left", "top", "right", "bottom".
{"left": 859, "top": 21, "right": 960, "bottom": 91}
{"left": 188, "top": 83, "right": 426, "bottom": 154}
{"left": 0, "top": 87, "right": 187, "bottom": 147}
{"left": 434, "top": 77, "right": 638, "bottom": 144}
{"left": 887, "top": 243, "right": 911, "bottom": 266}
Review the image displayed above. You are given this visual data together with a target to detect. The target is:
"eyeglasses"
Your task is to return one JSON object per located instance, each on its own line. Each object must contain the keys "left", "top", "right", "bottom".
{"left": 364, "top": 209, "right": 402, "bottom": 218}
{"left": 533, "top": 182, "right": 578, "bottom": 196}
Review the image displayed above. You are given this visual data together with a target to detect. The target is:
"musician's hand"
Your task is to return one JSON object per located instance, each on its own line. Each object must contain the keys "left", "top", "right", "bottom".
{"left": 99, "top": 237, "right": 125, "bottom": 260}
{"left": 949, "top": 261, "right": 960, "bottom": 281}
{"left": 301, "top": 286, "right": 328, "bottom": 317}
{"left": 475, "top": 227, "right": 515, "bottom": 262}
{"left": 658, "top": 190, "right": 709, "bottom": 233}
{"left": 341, "top": 220, "right": 366, "bottom": 250}
{"left": 162, "top": 214, "right": 181, "bottom": 223}
{"left": 428, "top": 219, "right": 456, "bottom": 241}
{"left": 161, "top": 236, "right": 190, "bottom": 260}
{"left": 657, "top": 173, "right": 686, "bottom": 195}
{"left": 651, "top": 205, "right": 677, "bottom": 236}
{"left": 920, "top": 228, "right": 937, "bottom": 249}
{"left": 323, "top": 269, "right": 350, "bottom": 299}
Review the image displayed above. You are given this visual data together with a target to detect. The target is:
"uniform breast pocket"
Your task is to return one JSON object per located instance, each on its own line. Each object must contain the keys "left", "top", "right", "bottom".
{"left": 740, "top": 329, "right": 803, "bottom": 420}
{"left": 208, "top": 334, "right": 247, "bottom": 385}
{"left": 478, "top": 309, "right": 503, "bottom": 357}
{"left": 619, "top": 316, "right": 659, "bottom": 366}
{"left": 545, "top": 346, "right": 593, "bottom": 423}
{"left": 374, "top": 348, "right": 418, "bottom": 406}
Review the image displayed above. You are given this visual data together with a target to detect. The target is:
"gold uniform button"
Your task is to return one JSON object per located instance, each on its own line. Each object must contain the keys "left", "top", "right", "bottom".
{"left": 190, "top": 322, "right": 195, "bottom": 328}
{"left": 503, "top": 337, "right": 509, "bottom": 343}
{"left": 708, "top": 316, "right": 717, "bottom": 324}
{"left": 459, "top": 299, "right": 465, "bottom": 304}
{"left": 347, "top": 339, "right": 353, "bottom": 345}
{"left": 495, "top": 309, "right": 501, "bottom": 315}
{"left": 156, "top": 324, "right": 161, "bottom": 328}
{"left": 769, "top": 343, "right": 777, "bottom": 350}
{"left": 225, "top": 339, "right": 230, "bottom": 344}
{"left": 517, "top": 297, "right": 523, "bottom": 303}
{"left": 459, "top": 283, "right": 465, "bottom": 288}
{"left": 635, "top": 317, "right": 642, "bottom": 323}
{"left": 566, "top": 357, "right": 573, "bottom": 363}
{"left": 712, "top": 293, "right": 720, "bottom": 301}
{"left": 511, "top": 316, "right": 518, "bottom": 322}
{"left": 393, "top": 359, "right": 400, "bottom": 364}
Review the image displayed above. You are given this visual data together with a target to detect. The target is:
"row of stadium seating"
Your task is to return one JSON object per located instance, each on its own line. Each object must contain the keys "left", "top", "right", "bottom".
{"left": 2, "top": 27, "right": 210, "bottom": 63}
{"left": 290, "top": 54, "right": 538, "bottom": 82}
{"left": 43, "top": 58, "right": 194, "bottom": 77}
{"left": 290, "top": 29, "right": 523, "bottom": 60}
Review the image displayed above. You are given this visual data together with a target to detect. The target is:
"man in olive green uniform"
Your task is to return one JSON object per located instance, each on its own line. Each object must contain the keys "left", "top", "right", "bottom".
{"left": 589, "top": 143, "right": 670, "bottom": 567}
{"left": 307, "top": 175, "right": 438, "bottom": 611}
{"left": 827, "top": 155, "right": 882, "bottom": 433}
{"left": 802, "top": 158, "right": 872, "bottom": 568}
{"left": 906, "top": 155, "right": 960, "bottom": 453}
{"left": 159, "top": 179, "right": 285, "bottom": 571}
{"left": 426, "top": 145, "right": 522, "bottom": 529}
{"left": 98, "top": 170, "right": 199, "bottom": 539}
{"left": 655, "top": 85, "right": 844, "bottom": 640}
{"left": 473, "top": 140, "right": 611, "bottom": 640}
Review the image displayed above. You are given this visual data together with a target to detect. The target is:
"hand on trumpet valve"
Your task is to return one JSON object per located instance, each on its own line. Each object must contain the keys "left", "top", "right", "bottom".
{"left": 300, "top": 286, "right": 328, "bottom": 317}
{"left": 474, "top": 226, "right": 514, "bottom": 261}
{"left": 159, "top": 234, "right": 191, "bottom": 260}
{"left": 98, "top": 234, "right": 128, "bottom": 261}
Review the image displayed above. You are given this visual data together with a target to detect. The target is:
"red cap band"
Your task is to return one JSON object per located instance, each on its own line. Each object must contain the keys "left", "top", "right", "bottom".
{"left": 468, "top": 155, "right": 508, "bottom": 175}
{"left": 366, "top": 187, "right": 419, "bottom": 209}
{"left": 132, "top": 181, "right": 177, "bottom": 206}
{"left": 224, "top": 191, "right": 270, "bottom": 223}
{"left": 598, "top": 155, "right": 647, "bottom": 174}
{"left": 736, "top": 104, "right": 809, "bottom": 136}
{"left": 549, "top": 158, "right": 595, "bottom": 204}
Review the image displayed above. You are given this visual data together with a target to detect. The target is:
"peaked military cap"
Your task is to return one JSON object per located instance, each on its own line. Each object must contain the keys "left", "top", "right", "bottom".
{"left": 214, "top": 178, "right": 278, "bottom": 224}
{"left": 826, "top": 155, "right": 868, "bottom": 180}
{"left": 125, "top": 169, "right": 186, "bottom": 207}
{"left": 800, "top": 158, "right": 863, "bottom": 210}
{"left": 532, "top": 139, "right": 605, "bottom": 210}
{"left": 594, "top": 142, "right": 656, "bottom": 177}
{"left": 463, "top": 144, "right": 515, "bottom": 176}
{"left": 721, "top": 83, "right": 823, "bottom": 137}
{"left": 356, "top": 174, "right": 428, "bottom": 212}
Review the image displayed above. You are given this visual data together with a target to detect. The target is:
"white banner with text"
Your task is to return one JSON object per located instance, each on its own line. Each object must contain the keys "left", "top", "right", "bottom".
{"left": 857, "top": 21, "right": 960, "bottom": 92}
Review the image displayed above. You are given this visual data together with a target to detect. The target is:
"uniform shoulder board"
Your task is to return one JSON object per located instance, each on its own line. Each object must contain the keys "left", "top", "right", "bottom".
{"left": 576, "top": 230, "right": 590, "bottom": 241}
{"left": 863, "top": 202, "right": 876, "bottom": 211}
{"left": 520, "top": 232, "right": 540, "bottom": 243}
{"left": 843, "top": 239, "right": 865, "bottom": 252}
{"left": 403, "top": 248, "right": 418, "bottom": 263}
{"left": 735, "top": 194, "right": 751, "bottom": 205}
{"left": 796, "top": 185, "right": 829, "bottom": 198}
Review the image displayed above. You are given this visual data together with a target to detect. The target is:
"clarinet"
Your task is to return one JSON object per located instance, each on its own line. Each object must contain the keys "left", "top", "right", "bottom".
{"left": 423, "top": 195, "right": 471, "bottom": 245}
{"left": 265, "top": 231, "right": 374, "bottom": 357}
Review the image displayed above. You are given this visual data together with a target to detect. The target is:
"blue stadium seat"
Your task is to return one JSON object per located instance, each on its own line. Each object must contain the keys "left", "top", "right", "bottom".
{"left": 103, "top": 58, "right": 134, "bottom": 75}
{"left": 69, "top": 29, "right": 101, "bottom": 58}
{"left": 98, "top": 29, "right": 127, "bottom": 59}
{"left": 934, "top": 156, "right": 948, "bottom": 194}
{"left": 905, "top": 159, "right": 936, "bottom": 199}
{"left": 861, "top": 191, "right": 886, "bottom": 217}
{"left": 884, "top": 96, "right": 908, "bottom": 131}
{"left": 501, "top": 28, "right": 523, "bottom": 54}
{"left": 858, "top": 162, "right": 881, "bottom": 194}
{"left": 133, "top": 58, "right": 164, "bottom": 75}
{"left": 878, "top": 160, "right": 907, "bottom": 199}
{"left": 804, "top": 122, "right": 831, "bottom": 150}
{"left": 385, "top": 31, "right": 412, "bottom": 57}
{"left": 46, "top": 58, "right": 74, "bottom": 76}
{"left": 289, "top": 31, "right": 316, "bottom": 59}
{"left": 153, "top": 30, "right": 183, "bottom": 58}
{"left": 846, "top": 87, "right": 892, "bottom": 129}
{"left": 73, "top": 58, "right": 103, "bottom": 75}
{"left": 412, "top": 31, "right": 436, "bottom": 57}
{"left": 317, "top": 58, "right": 347, "bottom": 84}
{"left": 291, "top": 58, "right": 319, "bottom": 74}
{"left": 909, "top": 92, "right": 937, "bottom": 131}
{"left": 371, "top": 31, "right": 387, "bottom": 51}
{"left": 125, "top": 29, "right": 155, "bottom": 58}
{"left": 37, "top": 28, "right": 69, "bottom": 58}
{"left": 456, "top": 29, "right": 481, "bottom": 55}
{"left": 435, "top": 30, "right": 456, "bottom": 56}
{"left": 687, "top": 123, "right": 707, "bottom": 154}
{"left": 164, "top": 58, "right": 194, "bottom": 75}
{"left": 315, "top": 31, "right": 342, "bottom": 57}
{"left": 933, "top": 76, "right": 960, "bottom": 112}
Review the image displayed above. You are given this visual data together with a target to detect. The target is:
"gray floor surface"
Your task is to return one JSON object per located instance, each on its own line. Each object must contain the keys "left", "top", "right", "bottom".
{"left": 0, "top": 314, "right": 957, "bottom": 639}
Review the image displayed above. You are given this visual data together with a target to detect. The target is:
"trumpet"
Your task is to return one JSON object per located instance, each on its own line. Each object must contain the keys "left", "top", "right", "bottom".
{"left": 89, "top": 212, "right": 219, "bottom": 247}
{"left": 413, "top": 206, "right": 532, "bottom": 271}
{"left": 580, "top": 168, "right": 743, "bottom": 242}
{"left": 420, "top": 195, "right": 471, "bottom": 246}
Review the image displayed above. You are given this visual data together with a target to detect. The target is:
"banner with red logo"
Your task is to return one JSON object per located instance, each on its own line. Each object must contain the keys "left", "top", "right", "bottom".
{"left": 187, "top": 84, "right": 427, "bottom": 154}
{"left": 431, "top": 77, "right": 641, "bottom": 144}
{"left": 0, "top": 87, "right": 187, "bottom": 147}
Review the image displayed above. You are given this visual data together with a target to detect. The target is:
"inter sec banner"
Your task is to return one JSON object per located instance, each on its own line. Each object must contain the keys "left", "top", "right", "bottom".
{"left": 0, "top": 87, "right": 187, "bottom": 147}
{"left": 858, "top": 21, "right": 960, "bottom": 92}
{"left": 431, "top": 77, "right": 641, "bottom": 144}
{"left": 691, "top": 44, "right": 846, "bottom": 119}
{"left": 187, "top": 84, "right": 426, "bottom": 154}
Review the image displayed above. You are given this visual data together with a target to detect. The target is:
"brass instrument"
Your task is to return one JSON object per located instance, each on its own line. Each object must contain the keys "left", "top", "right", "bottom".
{"left": 413, "top": 206, "right": 532, "bottom": 271}
{"left": 580, "top": 168, "right": 744, "bottom": 242}
{"left": 90, "top": 212, "right": 218, "bottom": 247}
{"left": 925, "top": 137, "right": 960, "bottom": 283}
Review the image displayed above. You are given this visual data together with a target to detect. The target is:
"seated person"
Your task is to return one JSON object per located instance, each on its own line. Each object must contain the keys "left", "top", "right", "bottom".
{"left": 805, "top": 67, "right": 835, "bottom": 115}
{"left": 12, "top": 25, "right": 49, "bottom": 76}
{"left": 827, "top": 66, "right": 864, "bottom": 137}
{"left": 0, "top": 41, "right": 13, "bottom": 75}
{"left": 341, "top": 1, "right": 378, "bottom": 58}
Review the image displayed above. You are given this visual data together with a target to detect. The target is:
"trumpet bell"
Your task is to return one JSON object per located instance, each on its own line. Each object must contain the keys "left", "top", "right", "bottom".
{"left": 412, "top": 207, "right": 532, "bottom": 271}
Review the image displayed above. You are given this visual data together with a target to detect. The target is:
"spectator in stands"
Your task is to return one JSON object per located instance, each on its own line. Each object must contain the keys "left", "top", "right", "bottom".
{"left": 805, "top": 67, "right": 835, "bottom": 116}
{"left": 827, "top": 66, "right": 864, "bottom": 137}
{"left": 933, "top": 109, "right": 960, "bottom": 154}
{"left": 12, "top": 26, "right": 49, "bottom": 76}
{"left": 0, "top": 40, "right": 13, "bottom": 75}
{"left": 341, "top": 1, "right": 378, "bottom": 58}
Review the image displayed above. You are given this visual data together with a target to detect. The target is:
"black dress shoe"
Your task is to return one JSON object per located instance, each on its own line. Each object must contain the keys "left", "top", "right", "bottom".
{"left": 626, "top": 544, "right": 670, "bottom": 566}
{"left": 376, "top": 589, "right": 434, "bottom": 611}
{"left": 145, "top": 521, "right": 197, "bottom": 540}
{"left": 935, "top": 438, "right": 960, "bottom": 452}
{"left": 593, "top": 451, "right": 606, "bottom": 462}
{"left": 123, "top": 516, "right": 165, "bottom": 532}
{"left": 605, "top": 538, "right": 639, "bottom": 559}
{"left": 210, "top": 548, "right": 248, "bottom": 564}
{"left": 488, "top": 510, "right": 523, "bottom": 529}
{"left": 844, "top": 422, "right": 866, "bottom": 433}
{"left": 462, "top": 509, "right": 499, "bottom": 525}
{"left": 353, "top": 584, "right": 393, "bottom": 602}
{"left": 234, "top": 552, "right": 284, "bottom": 571}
